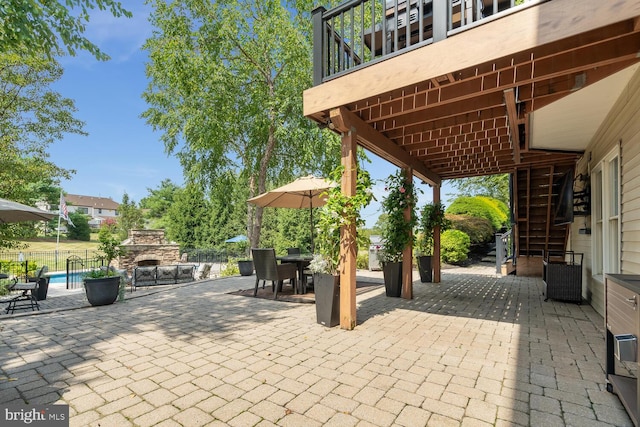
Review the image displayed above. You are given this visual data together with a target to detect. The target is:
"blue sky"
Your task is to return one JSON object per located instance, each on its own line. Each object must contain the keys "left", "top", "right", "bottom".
{"left": 47, "top": 1, "right": 452, "bottom": 228}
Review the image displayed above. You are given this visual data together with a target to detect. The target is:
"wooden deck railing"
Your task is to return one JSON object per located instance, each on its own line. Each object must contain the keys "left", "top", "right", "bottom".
{"left": 312, "top": 0, "right": 543, "bottom": 85}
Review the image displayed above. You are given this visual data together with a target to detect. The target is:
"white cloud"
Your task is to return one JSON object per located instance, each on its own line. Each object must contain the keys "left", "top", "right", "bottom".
{"left": 59, "top": 1, "right": 153, "bottom": 67}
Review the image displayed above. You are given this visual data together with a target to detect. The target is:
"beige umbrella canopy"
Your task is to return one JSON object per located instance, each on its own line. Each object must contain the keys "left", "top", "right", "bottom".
{"left": 0, "top": 198, "right": 56, "bottom": 223}
{"left": 247, "top": 175, "right": 337, "bottom": 251}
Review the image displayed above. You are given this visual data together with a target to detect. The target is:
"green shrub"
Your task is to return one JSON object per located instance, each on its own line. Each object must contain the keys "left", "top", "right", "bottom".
{"left": 477, "top": 196, "right": 509, "bottom": 227}
{"left": 0, "top": 280, "right": 12, "bottom": 296}
{"left": 445, "top": 196, "right": 507, "bottom": 231}
{"left": 447, "top": 214, "right": 494, "bottom": 245}
{"left": 0, "top": 260, "right": 37, "bottom": 276}
{"left": 441, "top": 230, "right": 471, "bottom": 264}
{"left": 220, "top": 260, "right": 239, "bottom": 277}
{"left": 356, "top": 251, "right": 369, "bottom": 270}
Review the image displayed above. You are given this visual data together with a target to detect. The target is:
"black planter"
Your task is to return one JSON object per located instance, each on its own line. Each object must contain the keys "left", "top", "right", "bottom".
{"left": 238, "top": 260, "right": 254, "bottom": 276}
{"left": 417, "top": 255, "right": 432, "bottom": 283}
{"left": 383, "top": 261, "right": 402, "bottom": 297}
{"left": 84, "top": 276, "right": 120, "bottom": 306}
{"left": 314, "top": 273, "right": 340, "bottom": 327}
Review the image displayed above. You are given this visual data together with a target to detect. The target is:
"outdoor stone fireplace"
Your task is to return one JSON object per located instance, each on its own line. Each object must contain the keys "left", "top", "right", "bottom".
{"left": 116, "top": 229, "right": 180, "bottom": 273}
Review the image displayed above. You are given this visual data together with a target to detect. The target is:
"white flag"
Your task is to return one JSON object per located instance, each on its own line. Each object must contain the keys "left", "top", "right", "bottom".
{"left": 60, "top": 192, "right": 75, "bottom": 228}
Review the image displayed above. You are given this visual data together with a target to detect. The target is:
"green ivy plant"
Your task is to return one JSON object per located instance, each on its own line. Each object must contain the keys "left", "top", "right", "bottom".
{"left": 380, "top": 170, "right": 418, "bottom": 263}
{"left": 416, "top": 202, "right": 451, "bottom": 256}
{"left": 313, "top": 165, "right": 374, "bottom": 275}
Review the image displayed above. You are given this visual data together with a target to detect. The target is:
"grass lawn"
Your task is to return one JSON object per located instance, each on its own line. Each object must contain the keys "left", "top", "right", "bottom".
{"left": 16, "top": 237, "right": 99, "bottom": 252}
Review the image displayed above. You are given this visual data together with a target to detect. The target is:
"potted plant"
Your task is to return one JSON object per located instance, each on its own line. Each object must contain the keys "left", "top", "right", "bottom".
{"left": 83, "top": 225, "right": 127, "bottom": 306}
{"left": 380, "top": 170, "right": 418, "bottom": 297}
{"left": 311, "top": 165, "right": 374, "bottom": 327}
{"left": 235, "top": 240, "right": 253, "bottom": 276}
{"left": 416, "top": 202, "right": 450, "bottom": 282}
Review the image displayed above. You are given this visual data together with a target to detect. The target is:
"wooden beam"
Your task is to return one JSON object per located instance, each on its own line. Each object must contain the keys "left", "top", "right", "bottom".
{"left": 433, "top": 185, "right": 441, "bottom": 283}
{"left": 330, "top": 107, "right": 441, "bottom": 186}
{"left": 339, "top": 127, "right": 358, "bottom": 331}
{"left": 402, "top": 167, "right": 413, "bottom": 299}
{"left": 355, "top": 30, "right": 640, "bottom": 124}
{"left": 504, "top": 89, "right": 521, "bottom": 164}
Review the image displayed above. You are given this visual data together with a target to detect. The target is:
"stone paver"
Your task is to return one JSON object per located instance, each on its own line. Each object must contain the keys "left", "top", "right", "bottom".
{"left": 0, "top": 267, "right": 633, "bottom": 426}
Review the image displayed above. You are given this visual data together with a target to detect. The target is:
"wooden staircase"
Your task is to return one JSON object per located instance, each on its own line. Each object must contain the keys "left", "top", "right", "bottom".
{"left": 513, "top": 164, "right": 574, "bottom": 276}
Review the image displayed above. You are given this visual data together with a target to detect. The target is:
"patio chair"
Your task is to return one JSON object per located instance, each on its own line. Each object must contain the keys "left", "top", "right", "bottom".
{"left": 252, "top": 248, "right": 297, "bottom": 299}
{"left": 287, "top": 248, "right": 301, "bottom": 256}
{"left": 5, "top": 265, "right": 48, "bottom": 314}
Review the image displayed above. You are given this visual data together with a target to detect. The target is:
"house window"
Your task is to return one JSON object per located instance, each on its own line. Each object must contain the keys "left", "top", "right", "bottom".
{"left": 591, "top": 145, "right": 621, "bottom": 279}
{"left": 77, "top": 207, "right": 89, "bottom": 215}
{"left": 98, "top": 208, "right": 102, "bottom": 214}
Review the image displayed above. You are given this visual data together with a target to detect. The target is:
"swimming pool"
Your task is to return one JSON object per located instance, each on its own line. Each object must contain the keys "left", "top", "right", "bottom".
{"left": 47, "top": 272, "right": 84, "bottom": 284}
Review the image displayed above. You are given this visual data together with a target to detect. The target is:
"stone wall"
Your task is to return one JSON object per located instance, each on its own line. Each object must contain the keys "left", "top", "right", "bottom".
{"left": 116, "top": 229, "right": 181, "bottom": 274}
{"left": 128, "top": 229, "right": 167, "bottom": 245}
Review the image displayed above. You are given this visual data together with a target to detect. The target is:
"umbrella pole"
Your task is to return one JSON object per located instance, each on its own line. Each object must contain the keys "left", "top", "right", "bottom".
{"left": 310, "top": 201, "right": 314, "bottom": 253}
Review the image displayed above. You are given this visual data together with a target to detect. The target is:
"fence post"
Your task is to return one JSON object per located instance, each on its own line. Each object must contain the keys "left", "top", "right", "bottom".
{"left": 312, "top": 6, "right": 326, "bottom": 86}
{"left": 495, "top": 233, "right": 503, "bottom": 274}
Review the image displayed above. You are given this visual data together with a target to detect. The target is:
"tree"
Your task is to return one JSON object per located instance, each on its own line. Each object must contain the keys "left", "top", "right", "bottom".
{"left": 0, "top": 53, "right": 84, "bottom": 202}
{"left": 116, "top": 193, "right": 145, "bottom": 241}
{"left": 1, "top": 1, "right": 131, "bottom": 60}
{"left": 139, "top": 179, "right": 182, "bottom": 229}
{"left": 142, "top": 0, "right": 340, "bottom": 251}
{"left": 0, "top": 53, "right": 86, "bottom": 248}
{"left": 165, "top": 184, "right": 212, "bottom": 249}
{"left": 208, "top": 172, "right": 248, "bottom": 247}
{"left": 66, "top": 212, "right": 91, "bottom": 241}
{"left": 449, "top": 174, "right": 510, "bottom": 205}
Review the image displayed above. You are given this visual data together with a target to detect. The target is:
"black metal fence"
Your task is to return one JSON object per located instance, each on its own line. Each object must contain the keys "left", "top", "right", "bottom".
{"left": 183, "top": 248, "right": 229, "bottom": 264}
{"left": 0, "top": 250, "right": 102, "bottom": 277}
{"left": 65, "top": 255, "right": 106, "bottom": 290}
{"left": 0, "top": 248, "right": 231, "bottom": 290}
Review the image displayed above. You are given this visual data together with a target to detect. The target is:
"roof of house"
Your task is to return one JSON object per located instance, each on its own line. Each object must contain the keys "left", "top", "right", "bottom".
{"left": 65, "top": 194, "right": 120, "bottom": 210}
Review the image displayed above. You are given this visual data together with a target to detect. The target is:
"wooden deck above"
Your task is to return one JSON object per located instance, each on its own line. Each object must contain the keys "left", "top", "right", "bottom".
{"left": 305, "top": 0, "right": 640, "bottom": 182}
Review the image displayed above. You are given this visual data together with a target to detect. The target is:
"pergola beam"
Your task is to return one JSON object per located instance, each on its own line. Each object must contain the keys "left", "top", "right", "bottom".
{"left": 330, "top": 107, "right": 441, "bottom": 186}
{"left": 504, "top": 89, "right": 521, "bottom": 164}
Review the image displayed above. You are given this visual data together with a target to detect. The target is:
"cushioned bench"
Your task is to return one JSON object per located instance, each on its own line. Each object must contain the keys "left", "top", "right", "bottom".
{"left": 133, "top": 265, "right": 196, "bottom": 287}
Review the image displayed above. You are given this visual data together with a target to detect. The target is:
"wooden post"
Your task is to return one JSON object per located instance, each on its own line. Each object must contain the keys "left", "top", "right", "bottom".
{"left": 402, "top": 168, "right": 413, "bottom": 299}
{"left": 340, "top": 128, "right": 358, "bottom": 330}
{"left": 433, "top": 185, "right": 441, "bottom": 283}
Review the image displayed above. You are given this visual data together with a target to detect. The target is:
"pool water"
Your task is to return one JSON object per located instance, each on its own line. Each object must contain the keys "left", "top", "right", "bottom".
{"left": 47, "top": 272, "right": 84, "bottom": 284}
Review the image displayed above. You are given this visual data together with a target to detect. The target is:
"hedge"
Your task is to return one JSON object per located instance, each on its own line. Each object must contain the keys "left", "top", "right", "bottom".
{"left": 447, "top": 214, "right": 494, "bottom": 245}
{"left": 441, "top": 229, "right": 471, "bottom": 264}
{"left": 445, "top": 196, "right": 508, "bottom": 231}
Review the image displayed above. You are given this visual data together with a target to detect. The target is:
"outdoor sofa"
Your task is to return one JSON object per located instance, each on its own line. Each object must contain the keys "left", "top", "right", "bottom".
{"left": 133, "top": 265, "right": 196, "bottom": 287}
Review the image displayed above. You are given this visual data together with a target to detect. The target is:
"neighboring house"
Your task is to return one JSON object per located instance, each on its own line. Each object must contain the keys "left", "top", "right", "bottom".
{"left": 63, "top": 194, "right": 120, "bottom": 228}
{"left": 303, "top": 0, "right": 640, "bottom": 326}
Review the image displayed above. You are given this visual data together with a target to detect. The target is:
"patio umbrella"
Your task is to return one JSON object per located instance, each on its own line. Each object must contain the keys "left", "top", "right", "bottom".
{"left": 225, "top": 235, "right": 248, "bottom": 243}
{"left": 247, "top": 175, "right": 337, "bottom": 252}
{"left": 0, "top": 198, "right": 56, "bottom": 223}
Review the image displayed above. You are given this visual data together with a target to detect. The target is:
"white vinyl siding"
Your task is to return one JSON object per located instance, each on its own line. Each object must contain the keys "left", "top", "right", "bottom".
{"left": 591, "top": 146, "right": 620, "bottom": 280}
{"left": 580, "top": 65, "right": 640, "bottom": 316}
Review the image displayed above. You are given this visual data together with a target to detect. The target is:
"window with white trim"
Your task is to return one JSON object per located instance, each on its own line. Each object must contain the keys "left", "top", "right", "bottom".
{"left": 591, "top": 145, "right": 621, "bottom": 279}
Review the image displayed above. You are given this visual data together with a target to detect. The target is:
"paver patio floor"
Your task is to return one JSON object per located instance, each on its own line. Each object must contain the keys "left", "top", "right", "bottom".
{"left": 0, "top": 266, "right": 633, "bottom": 426}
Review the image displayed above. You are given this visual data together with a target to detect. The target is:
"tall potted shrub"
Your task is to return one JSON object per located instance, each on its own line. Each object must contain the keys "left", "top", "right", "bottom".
{"left": 310, "top": 165, "right": 373, "bottom": 327}
{"left": 83, "top": 225, "right": 127, "bottom": 306}
{"left": 380, "top": 170, "right": 418, "bottom": 297}
{"left": 416, "top": 202, "right": 450, "bottom": 282}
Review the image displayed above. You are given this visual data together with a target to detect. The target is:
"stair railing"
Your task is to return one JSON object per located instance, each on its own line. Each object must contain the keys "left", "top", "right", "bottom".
{"left": 495, "top": 229, "right": 514, "bottom": 274}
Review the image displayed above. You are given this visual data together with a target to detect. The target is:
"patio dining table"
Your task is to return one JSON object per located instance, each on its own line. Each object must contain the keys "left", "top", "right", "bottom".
{"left": 277, "top": 255, "right": 313, "bottom": 294}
